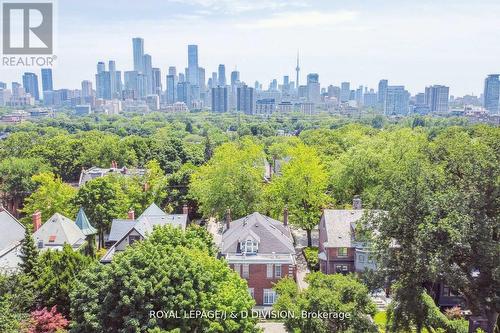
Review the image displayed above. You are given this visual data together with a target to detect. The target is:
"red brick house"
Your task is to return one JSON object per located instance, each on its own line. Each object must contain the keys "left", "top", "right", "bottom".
{"left": 220, "top": 211, "right": 296, "bottom": 306}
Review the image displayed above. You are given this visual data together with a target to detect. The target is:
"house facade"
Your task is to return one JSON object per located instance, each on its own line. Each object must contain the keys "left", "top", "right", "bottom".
{"left": 101, "top": 203, "right": 188, "bottom": 263}
{"left": 0, "top": 207, "right": 25, "bottom": 272}
{"left": 318, "top": 197, "right": 378, "bottom": 274}
{"left": 220, "top": 211, "right": 296, "bottom": 306}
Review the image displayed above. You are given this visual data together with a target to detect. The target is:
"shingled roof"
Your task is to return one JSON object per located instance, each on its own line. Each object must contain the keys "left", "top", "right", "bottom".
{"left": 75, "top": 208, "right": 97, "bottom": 236}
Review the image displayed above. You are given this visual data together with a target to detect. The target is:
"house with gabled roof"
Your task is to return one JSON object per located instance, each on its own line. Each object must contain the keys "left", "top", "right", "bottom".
{"left": 0, "top": 206, "right": 26, "bottom": 272}
{"left": 219, "top": 210, "right": 296, "bottom": 306}
{"left": 78, "top": 162, "right": 146, "bottom": 187}
{"left": 33, "top": 212, "right": 90, "bottom": 251}
{"left": 101, "top": 203, "right": 188, "bottom": 263}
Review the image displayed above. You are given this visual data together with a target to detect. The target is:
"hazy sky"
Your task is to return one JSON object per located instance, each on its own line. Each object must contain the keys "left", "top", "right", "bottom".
{"left": 3, "top": 0, "right": 500, "bottom": 96}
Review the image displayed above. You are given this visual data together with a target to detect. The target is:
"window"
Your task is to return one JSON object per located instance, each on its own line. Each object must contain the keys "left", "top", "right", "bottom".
{"left": 263, "top": 289, "right": 277, "bottom": 305}
{"left": 234, "top": 264, "right": 241, "bottom": 276}
{"left": 335, "top": 264, "right": 349, "bottom": 273}
{"left": 242, "top": 264, "right": 249, "bottom": 278}
{"left": 129, "top": 235, "right": 141, "bottom": 245}
{"left": 275, "top": 264, "right": 282, "bottom": 278}
{"left": 266, "top": 264, "right": 273, "bottom": 278}
{"left": 48, "top": 235, "right": 56, "bottom": 243}
{"left": 443, "top": 285, "right": 457, "bottom": 297}
{"left": 338, "top": 247, "right": 348, "bottom": 257}
{"left": 248, "top": 288, "right": 254, "bottom": 298}
{"left": 37, "top": 240, "right": 43, "bottom": 249}
{"left": 241, "top": 239, "right": 258, "bottom": 254}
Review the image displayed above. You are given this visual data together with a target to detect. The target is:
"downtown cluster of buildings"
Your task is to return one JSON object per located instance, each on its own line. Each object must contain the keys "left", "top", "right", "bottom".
{"left": 1, "top": 38, "right": 500, "bottom": 121}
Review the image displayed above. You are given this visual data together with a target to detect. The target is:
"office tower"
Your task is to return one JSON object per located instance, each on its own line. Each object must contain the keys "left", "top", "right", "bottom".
{"left": 198, "top": 67, "right": 206, "bottom": 91}
{"left": 237, "top": 84, "right": 254, "bottom": 114}
{"left": 306, "top": 73, "right": 320, "bottom": 104}
{"left": 378, "top": 79, "right": 388, "bottom": 108}
{"left": 254, "top": 81, "right": 260, "bottom": 90}
{"left": 218, "top": 64, "right": 226, "bottom": 86}
{"left": 415, "top": 93, "right": 426, "bottom": 105}
{"left": 363, "top": 90, "right": 377, "bottom": 107}
{"left": 384, "top": 86, "right": 409, "bottom": 115}
{"left": 152, "top": 68, "right": 162, "bottom": 96}
{"left": 483, "top": 74, "right": 500, "bottom": 113}
{"left": 177, "top": 81, "right": 191, "bottom": 106}
{"left": 124, "top": 71, "right": 144, "bottom": 99}
{"left": 12, "top": 82, "right": 23, "bottom": 97}
{"left": 295, "top": 52, "right": 300, "bottom": 88}
{"left": 168, "top": 66, "right": 177, "bottom": 76}
{"left": 340, "top": 82, "right": 350, "bottom": 103}
{"left": 269, "top": 79, "right": 278, "bottom": 91}
{"left": 211, "top": 86, "right": 228, "bottom": 112}
{"left": 143, "top": 54, "right": 153, "bottom": 94}
{"left": 166, "top": 74, "right": 176, "bottom": 104}
{"left": 187, "top": 45, "right": 199, "bottom": 86}
{"left": 22, "top": 72, "right": 40, "bottom": 100}
{"left": 95, "top": 62, "right": 111, "bottom": 100}
{"left": 231, "top": 70, "right": 240, "bottom": 86}
{"left": 81, "top": 80, "right": 93, "bottom": 98}
{"left": 108, "top": 60, "right": 117, "bottom": 98}
{"left": 425, "top": 85, "right": 449, "bottom": 112}
{"left": 211, "top": 72, "right": 218, "bottom": 87}
{"left": 179, "top": 73, "right": 185, "bottom": 83}
{"left": 356, "top": 86, "right": 364, "bottom": 106}
{"left": 132, "top": 37, "right": 144, "bottom": 73}
{"left": 0, "top": 82, "right": 6, "bottom": 89}
{"left": 282, "top": 75, "right": 290, "bottom": 93}
{"left": 41, "top": 68, "right": 53, "bottom": 92}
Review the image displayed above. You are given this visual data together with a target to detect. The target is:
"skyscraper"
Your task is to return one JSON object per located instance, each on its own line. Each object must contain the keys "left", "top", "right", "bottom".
{"left": 483, "top": 74, "right": 500, "bottom": 113}
{"left": 166, "top": 74, "right": 176, "bottom": 104}
{"left": 152, "top": 68, "right": 162, "bottom": 96}
{"left": 22, "top": 72, "right": 39, "bottom": 100}
{"left": 425, "top": 85, "right": 449, "bottom": 112}
{"left": 143, "top": 54, "right": 153, "bottom": 94}
{"left": 41, "top": 68, "right": 53, "bottom": 92}
{"left": 340, "top": 82, "right": 350, "bottom": 103}
{"left": 168, "top": 66, "right": 177, "bottom": 76}
{"left": 307, "top": 73, "right": 320, "bottom": 104}
{"left": 237, "top": 85, "right": 254, "bottom": 114}
{"left": 132, "top": 38, "right": 145, "bottom": 73}
{"left": 218, "top": 64, "right": 226, "bottom": 86}
{"left": 198, "top": 67, "right": 206, "bottom": 91}
{"left": 81, "top": 80, "right": 93, "bottom": 98}
{"left": 108, "top": 60, "right": 117, "bottom": 98}
{"left": 378, "top": 79, "right": 388, "bottom": 108}
{"left": 177, "top": 81, "right": 191, "bottom": 106}
{"left": 95, "top": 62, "right": 111, "bottom": 99}
{"left": 384, "top": 86, "right": 409, "bottom": 115}
{"left": 212, "top": 86, "right": 228, "bottom": 112}
{"left": 187, "top": 45, "right": 199, "bottom": 86}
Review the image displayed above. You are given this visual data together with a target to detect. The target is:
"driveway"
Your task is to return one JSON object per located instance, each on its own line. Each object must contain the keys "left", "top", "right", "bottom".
{"left": 257, "top": 322, "right": 288, "bottom": 333}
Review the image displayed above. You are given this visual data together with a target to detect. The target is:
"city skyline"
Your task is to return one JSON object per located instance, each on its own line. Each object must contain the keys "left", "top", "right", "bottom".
{"left": 2, "top": 0, "right": 500, "bottom": 96}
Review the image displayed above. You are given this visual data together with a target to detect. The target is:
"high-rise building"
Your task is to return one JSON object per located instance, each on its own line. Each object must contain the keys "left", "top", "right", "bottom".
{"left": 132, "top": 37, "right": 145, "bottom": 73}
{"left": 187, "top": 45, "right": 199, "bottom": 86}
{"left": 211, "top": 86, "right": 228, "bottom": 112}
{"left": 97, "top": 61, "right": 105, "bottom": 73}
{"left": 237, "top": 85, "right": 254, "bottom": 114}
{"left": 218, "top": 64, "right": 226, "bottom": 86}
{"left": 198, "top": 67, "right": 206, "bottom": 91}
{"left": 384, "top": 86, "right": 409, "bottom": 115}
{"left": 95, "top": 62, "right": 111, "bottom": 100}
{"left": 355, "top": 86, "right": 364, "bottom": 106}
{"left": 152, "top": 68, "right": 162, "bottom": 96}
{"left": 166, "top": 74, "right": 176, "bottom": 104}
{"left": 41, "top": 68, "right": 53, "bottom": 92}
{"left": 177, "top": 81, "right": 191, "bottom": 106}
{"left": 22, "top": 72, "right": 39, "bottom": 100}
{"left": 211, "top": 72, "right": 218, "bottom": 88}
{"left": 108, "top": 60, "right": 122, "bottom": 98}
{"left": 143, "top": 54, "right": 153, "bottom": 94}
{"left": 340, "top": 82, "right": 350, "bottom": 103}
{"left": 295, "top": 52, "right": 300, "bottom": 88}
{"left": 168, "top": 66, "right": 177, "bottom": 76}
{"left": 307, "top": 73, "right": 320, "bottom": 104}
{"left": 378, "top": 79, "right": 388, "bottom": 108}
{"left": 363, "top": 90, "right": 377, "bottom": 107}
{"left": 124, "top": 71, "right": 146, "bottom": 99}
{"left": 425, "top": 85, "right": 449, "bottom": 112}
{"left": 81, "top": 80, "right": 93, "bottom": 98}
{"left": 483, "top": 74, "right": 500, "bottom": 113}
{"left": 231, "top": 70, "right": 240, "bottom": 86}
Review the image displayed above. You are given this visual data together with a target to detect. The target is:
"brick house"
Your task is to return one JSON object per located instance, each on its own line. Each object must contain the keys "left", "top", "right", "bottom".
{"left": 318, "top": 197, "right": 379, "bottom": 274}
{"left": 220, "top": 211, "right": 296, "bottom": 306}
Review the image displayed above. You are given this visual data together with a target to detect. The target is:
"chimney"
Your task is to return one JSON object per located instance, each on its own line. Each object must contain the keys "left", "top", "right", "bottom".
{"left": 225, "top": 208, "right": 231, "bottom": 230}
{"left": 353, "top": 195, "right": 362, "bottom": 210}
{"left": 283, "top": 206, "right": 289, "bottom": 226}
{"left": 32, "top": 210, "right": 42, "bottom": 232}
{"left": 182, "top": 204, "right": 189, "bottom": 215}
{"left": 128, "top": 209, "right": 135, "bottom": 220}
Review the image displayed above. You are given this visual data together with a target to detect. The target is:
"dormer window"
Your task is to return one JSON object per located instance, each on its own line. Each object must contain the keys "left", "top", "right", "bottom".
{"left": 241, "top": 239, "right": 258, "bottom": 254}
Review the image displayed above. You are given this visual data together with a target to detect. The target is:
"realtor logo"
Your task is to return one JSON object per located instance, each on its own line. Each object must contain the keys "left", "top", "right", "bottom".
{"left": 2, "top": 2, "right": 53, "bottom": 54}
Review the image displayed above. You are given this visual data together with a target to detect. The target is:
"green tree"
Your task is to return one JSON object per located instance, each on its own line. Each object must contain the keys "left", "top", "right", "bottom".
{"left": 265, "top": 143, "right": 330, "bottom": 246}
{"left": 20, "top": 172, "right": 77, "bottom": 225}
{"left": 190, "top": 139, "right": 265, "bottom": 219}
{"left": 18, "top": 227, "right": 39, "bottom": 277}
{"left": 70, "top": 225, "right": 257, "bottom": 333}
{"left": 274, "top": 273, "right": 378, "bottom": 332}
{"left": 35, "top": 245, "right": 94, "bottom": 317}
{"left": 73, "top": 177, "right": 129, "bottom": 248}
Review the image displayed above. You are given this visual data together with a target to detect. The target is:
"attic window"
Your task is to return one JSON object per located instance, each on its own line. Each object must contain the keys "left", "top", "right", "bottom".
{"left": 241, "top": 239, "right": 258, "bottom": 254}
{"left": 48, "top": 235, "right": 56, "bottom": 243}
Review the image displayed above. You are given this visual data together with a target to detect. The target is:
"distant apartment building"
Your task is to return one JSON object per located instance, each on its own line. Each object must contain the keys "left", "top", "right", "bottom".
{"left": 211, "top": 86, "right": 228, "bottom": 112}
{"left": 22, "top": 72, "right": 39, "bottom": 101}
{"left": 237, "top": 85, "right": 254, "bottom": 114}
{"left": 384, "top": 86, "right": 409, "bottom": 115}
{"left": 483, "top": 74, "right": 500, "bottom": 113}
{"left": 425, "top": 85, "right": 450, "bottom": 112}
{"left": 255, "top": 98, "right": 275, "bottom": 115}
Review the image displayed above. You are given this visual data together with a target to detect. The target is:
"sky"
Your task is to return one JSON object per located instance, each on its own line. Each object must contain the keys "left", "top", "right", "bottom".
{"left": 2, "top": 0, "right": 500, "bottom": 96}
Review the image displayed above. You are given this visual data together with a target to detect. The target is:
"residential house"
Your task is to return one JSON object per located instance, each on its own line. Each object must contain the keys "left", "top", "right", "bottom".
{"left": 220, "top": 211, "right": 296, "bottom": 306}
{"left": 78, "top": 162, "right": 146, "bottom": 187}
{"left": 0, "top": 206, "right": 25, "bottom": 272}
{"left": 318, "top": 197, "right": 380, "bottom": 274}
{"left": 101, "top": 203, "right": 188, "bottom": 263}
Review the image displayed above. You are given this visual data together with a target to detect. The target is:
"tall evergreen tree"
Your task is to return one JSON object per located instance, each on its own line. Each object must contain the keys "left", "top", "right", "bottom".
{"left": 18, "top": 227, "right": 39, "bottom": 276}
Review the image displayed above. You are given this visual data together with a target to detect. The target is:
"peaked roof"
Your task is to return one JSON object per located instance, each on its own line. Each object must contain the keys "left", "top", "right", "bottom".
{"left": 34, "top": 213, "right": 85, "bottom": 248}
{"left": 75, "top": 208, "right": 97, "bottom": 236}
{"left": 221, "top": 212, "right": 294, "bottom": 254}
{"left": 0, "top": 208, "right": 25, "bottom": 250}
